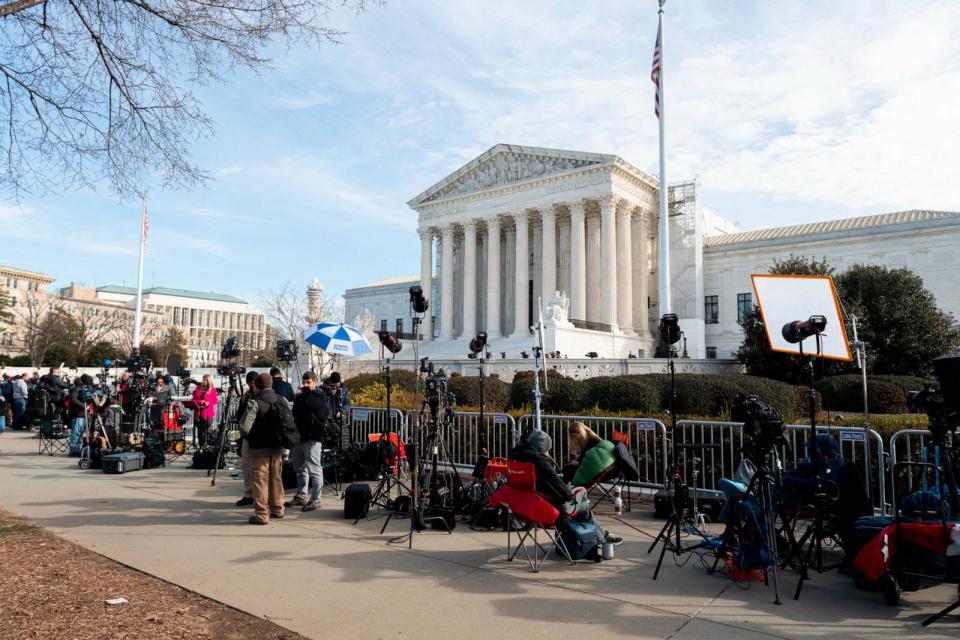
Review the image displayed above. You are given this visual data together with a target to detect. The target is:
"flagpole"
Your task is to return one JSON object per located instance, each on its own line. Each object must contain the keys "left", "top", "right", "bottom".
{"left": 132, "top": 192, "right": 147, "bottom": 353}
{"left": 657, "top": 0, "right": 671, "bottom": 316}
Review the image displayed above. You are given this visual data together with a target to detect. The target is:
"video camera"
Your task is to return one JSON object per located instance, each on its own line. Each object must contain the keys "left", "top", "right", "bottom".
{"left": 420, "top": 358, "right": 455, "bottom": 423}
{"left": 110, "top": 353, "right": 152, "bottom": 375}
{"left": 732, "top": 394, "right": 786, "bottom": 461}
{"left": 216, "top": 336, "right": 245, "bottom": 377}
{"left": 909, "top": 354, "right": 960, "bottom": 445}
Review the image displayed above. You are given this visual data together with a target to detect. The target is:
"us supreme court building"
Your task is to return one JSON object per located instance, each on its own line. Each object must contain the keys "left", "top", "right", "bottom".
{"left": 345, "top": 144, "right": 960, "bottom": 367}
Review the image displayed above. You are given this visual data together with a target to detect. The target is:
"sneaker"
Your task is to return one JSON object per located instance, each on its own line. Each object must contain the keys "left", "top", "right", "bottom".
{"left": 235, "top": 496, "right": 253, "bottom": 507}
{"left": 284, "top": 496, "right": 306, "bottom": 508}
{"left": 301, "top": 500, "right": 318, "bottom": 512}
{"left": 248, "top": 516, "right": 268, "bottom": 525}
{"left": 606, "top": 534, "right": 623, "bottom": 546}
{"left": 270, "top": 512, "right": 284, "bottom": 519}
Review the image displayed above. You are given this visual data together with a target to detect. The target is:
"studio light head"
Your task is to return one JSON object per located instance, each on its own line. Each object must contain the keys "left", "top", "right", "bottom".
{"left": 781, "top": 315, "right": 827, "bottom": 344}
{"left": 469, "top": 331, "right": 488, "bottom": 355}
{"left": 659, "top": 314, "right": 681, "bottom": 345}
{"left": 377, "top": 331, "right": 403, "bottom": 354}
{"left": 585, "top": 351, "right": 599, "bottom": 359}
{"left": 409, "top": 285, "right": 429, "bottom": 314}
{"left": 521, "top": 351, "right": 530, "bottom": 359}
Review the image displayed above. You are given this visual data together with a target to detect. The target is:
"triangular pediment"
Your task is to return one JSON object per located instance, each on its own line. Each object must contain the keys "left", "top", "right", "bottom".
{"left": 408, "top": 144, "right": 613, "bottom": 207}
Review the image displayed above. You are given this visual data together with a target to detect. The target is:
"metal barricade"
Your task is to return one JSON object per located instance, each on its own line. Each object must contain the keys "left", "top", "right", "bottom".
{"left": 784, "top": 424, "right": 886, "bottom": 516}
{"left": 347, "top": 407, "right": 407, "bottom": 444}
{"left": 433, "top": 411, "right": 518, "bottom": 469}
{"left": 673, "top": 420, "right": 886, "bottom": 515}
{"left": 888, "top": 429, "right": 937, "bottom": 515}
{"left": 517, "top": 415, "right": 669, "bottom": 490}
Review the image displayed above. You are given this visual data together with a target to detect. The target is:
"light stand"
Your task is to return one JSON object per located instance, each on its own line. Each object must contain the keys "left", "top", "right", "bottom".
{"left": 849, "top": 314, "right": 872, "bottom": 501}
{"left": 531, "top": 312, "right": 548, "bottom": 432}
{"left": 365, "top": 334, "right": 403, "bottom": 513}
{"left": 468, "top": 332, "right": 490, "bottom": 452}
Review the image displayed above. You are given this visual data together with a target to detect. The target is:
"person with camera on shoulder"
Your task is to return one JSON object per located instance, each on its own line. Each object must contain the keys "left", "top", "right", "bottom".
{"left": 322, "top": 371, "right": 350, "bottom": 423}
{"left": 67, "top": 374, "right": 94, "bottom": 456}
{"left": 239, "top": 373, "right": 297, "bottom": 525}
{"left": 39, "top": 366, "right": 70, "bottom": 422}
{"left": 286, "top": 371, "right": 330, "bottom": 512}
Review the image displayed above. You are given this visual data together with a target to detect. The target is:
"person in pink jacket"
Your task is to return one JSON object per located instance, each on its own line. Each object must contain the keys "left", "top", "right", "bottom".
{"left": 192, "top": 374, "right": 219, "bottom": 448}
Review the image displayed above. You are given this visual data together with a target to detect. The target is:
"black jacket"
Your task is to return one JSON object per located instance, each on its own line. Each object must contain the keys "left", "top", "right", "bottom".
{"left": 272, "top": 377, "right": 295, "bottom": 403}
{"left": 39, "top": 374, "right": 69, "bottom": 402}
{"left": 68, "top": 385, "right": 86, "bottom": 419}
{"left": 508, "top": 441, "right": 573, "bottom": 507}
{"left": 246, "top": 388, "right": 285, "bottom": 449}
{"left": 293, "top": 388, "right": 331, "bottom": 442}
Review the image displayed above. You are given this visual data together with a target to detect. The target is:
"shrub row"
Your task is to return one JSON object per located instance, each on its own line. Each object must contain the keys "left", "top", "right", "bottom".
{"left": 815, "top": 374, "right": 931, "bottom": 414}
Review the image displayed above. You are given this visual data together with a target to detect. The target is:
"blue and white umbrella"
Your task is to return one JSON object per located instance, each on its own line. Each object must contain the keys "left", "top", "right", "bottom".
{"left": 303, "top": 322, "right": 372, "bottom": 358}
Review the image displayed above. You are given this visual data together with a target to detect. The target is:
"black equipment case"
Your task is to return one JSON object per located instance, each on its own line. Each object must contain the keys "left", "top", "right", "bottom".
{"left": 344, "top": 483, "right": 372, "bottom": 519}
{"left": 102, "top": 451, "right": 145, "bottom": 474}
{"left": 654, "top": 486, "right": 726, "bottom": 521}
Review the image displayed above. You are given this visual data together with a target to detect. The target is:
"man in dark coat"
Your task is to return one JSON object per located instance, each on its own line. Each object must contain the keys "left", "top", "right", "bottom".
{"left": 287, "top": 371, "right": 331, "bottom": 511}
{"left": 270, "top": 368, "right": 295, "bottom": 403}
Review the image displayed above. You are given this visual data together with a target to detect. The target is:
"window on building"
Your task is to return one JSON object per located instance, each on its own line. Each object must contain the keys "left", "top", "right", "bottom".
{"left": 737, "top": 292, "right": 752, "bottom": 323}
{"left": 706, "top": 346, "right": 718, "bottom": 359}
{"left": 704, "top": 295, "right": 719, "bottom": 324}
{"left": 396, "top": 318, "right": 404, "bottom": 335}
{"left": 380, "top": 319, "right": 387, "bottom": 333}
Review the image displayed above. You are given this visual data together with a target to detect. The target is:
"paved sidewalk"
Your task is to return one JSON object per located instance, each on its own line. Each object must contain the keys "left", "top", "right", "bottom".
{"left": 0, "top": 430, "right": 956, "bottom": 639}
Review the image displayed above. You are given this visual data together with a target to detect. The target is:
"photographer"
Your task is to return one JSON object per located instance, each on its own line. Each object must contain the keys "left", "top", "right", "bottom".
{"left": 322, "top": 372, "right": 350, "bottom": 423}
{"left": 190, "top": 374, "right": 219, "bottom": 447}
{"left": 39, "top": 367, "right": 70, "bottom": 421}
{"left": 287, "top": 371, "right": 330, "bottom": 512}
{"left": 67, "top": 375, "right": 94, "bottom": 456}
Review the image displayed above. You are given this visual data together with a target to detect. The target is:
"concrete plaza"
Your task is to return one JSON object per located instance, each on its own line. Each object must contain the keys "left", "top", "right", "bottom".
{"left": 0, "top": 430, "right": 956, "bottom": 640}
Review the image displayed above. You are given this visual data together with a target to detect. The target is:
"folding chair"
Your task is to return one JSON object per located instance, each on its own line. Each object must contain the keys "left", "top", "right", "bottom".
{"left": 586, "top": 465, "right": 631, "bottom": 512}
{"left": 37, "top": 419, "right": 70, "bottom": 456}
{"left": 489, "top": 460, "right": 575, "bottom": 572}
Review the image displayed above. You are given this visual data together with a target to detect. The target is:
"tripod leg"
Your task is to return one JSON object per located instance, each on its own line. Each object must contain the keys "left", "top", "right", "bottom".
{"left": 647, "top": 516, "right": 674, "bottom": 554}
{"left": 652, "top": 520, "right": 674, "bottom": 580}
{"left": 922, "top": 597, "right": 960, "bottom": 626}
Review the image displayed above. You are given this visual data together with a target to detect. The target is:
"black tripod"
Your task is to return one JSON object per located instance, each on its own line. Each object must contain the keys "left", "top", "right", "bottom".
{"left": 364, "top": 354, "right": 406, "bottom": 514}
{"left": 209, "top": 368, "right": 243, "bottom": 486}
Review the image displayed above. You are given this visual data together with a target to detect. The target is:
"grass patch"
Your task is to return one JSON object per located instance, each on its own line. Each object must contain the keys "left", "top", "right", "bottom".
{"left": 0, "top": 511, "right": 39, "bottom": 538}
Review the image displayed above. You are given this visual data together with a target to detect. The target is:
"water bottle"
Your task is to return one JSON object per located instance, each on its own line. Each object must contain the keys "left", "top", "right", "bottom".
{"left": 613, "top": 486, "right": 623, "bottom": 515}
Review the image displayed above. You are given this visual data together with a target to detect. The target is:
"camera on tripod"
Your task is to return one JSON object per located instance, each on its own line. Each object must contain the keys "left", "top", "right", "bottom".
{"left": 216, "top": 336, "right": 245, "bottom": 376}
{"left": 909, "top": 354, "right": 960, "bottom": 444}
{"left": 114, "top": 352, "right": 152, "bottom": 376}
{"left": 731, "top": 394, "right": 786, "bottom": 461}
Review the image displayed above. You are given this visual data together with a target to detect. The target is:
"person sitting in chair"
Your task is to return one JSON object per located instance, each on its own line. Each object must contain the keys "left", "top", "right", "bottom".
{"left": 508, "top": 430, "right": 621, "bottom": 545}
{"left": 563, "top": 421, "right": 603, "bottom": 482}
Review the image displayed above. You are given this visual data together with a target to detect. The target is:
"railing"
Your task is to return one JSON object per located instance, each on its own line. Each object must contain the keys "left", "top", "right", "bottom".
{"left": 887, "top": 429, "right": 943, "bottom": 515}
{"left": 674, "top": 420, "right": 886, "bottom": 515}
{"left": 429, "top": 411, "right": 518, "bottom": 470}
{"left": 518, "top": 414, "right": 669, "bottom": 490}
{"left": 348, "top": 407, "right": 407, "bottom": 443}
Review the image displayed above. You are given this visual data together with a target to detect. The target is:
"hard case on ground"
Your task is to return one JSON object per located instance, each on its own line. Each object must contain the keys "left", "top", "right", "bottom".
{"left": 102, "top": 451, "right": 145, "bottom": 474}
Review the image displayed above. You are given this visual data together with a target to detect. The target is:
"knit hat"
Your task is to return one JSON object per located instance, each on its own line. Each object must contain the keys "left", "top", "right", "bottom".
{"left": 328, "top": 372, "right": 341, "bottom": 384}
{"left": 255, "top": 372, "right": 273, "bottom": 390}
{"left": 526, "top": 430, "right": 552, "bottom": 454}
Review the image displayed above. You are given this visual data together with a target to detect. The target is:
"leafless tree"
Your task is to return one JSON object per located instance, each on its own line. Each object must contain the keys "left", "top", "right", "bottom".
{"left": 61, "top": 303, "right": 130, "bottom": 362}
{"left": 258, "top": 280, "right": 343, "bottom": 376}
{"left": 11, "top": 292, "right": 61, "bottom": 365}
{"left": 0, "top": 0, "right": 372, "bottom": 198}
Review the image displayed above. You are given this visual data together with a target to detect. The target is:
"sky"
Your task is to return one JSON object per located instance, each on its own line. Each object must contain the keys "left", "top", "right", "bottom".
{"left": 3, "top": 0, "right": 959, "bottom": 310}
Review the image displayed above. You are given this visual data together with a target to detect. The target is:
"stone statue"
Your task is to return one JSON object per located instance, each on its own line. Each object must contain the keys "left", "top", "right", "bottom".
{"left": 544, "top": 290, "right": 570, "bottom": 326}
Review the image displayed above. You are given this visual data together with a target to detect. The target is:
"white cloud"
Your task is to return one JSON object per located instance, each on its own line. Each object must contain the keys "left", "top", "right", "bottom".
{"left": 0, "top": 203, "right": 30, "bottom": 222}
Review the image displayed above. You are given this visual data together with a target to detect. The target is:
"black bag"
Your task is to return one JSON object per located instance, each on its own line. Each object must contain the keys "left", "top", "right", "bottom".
{"left": 270, "top": 399, "right": 300, "bottom": 449}
{"left": 613, "top": 441, "right": 640, "bottom": 482}
{"left": 142, "top": 437, "right": 166, "bottom": 469}
{"left": 281, "top": 459, "right": 298, "bottom": 489}
{"left": 191, "top": 447, "right": 224, "bottom": 470}
{"left": 344, "top": 483, "right": 371, "bottom": 519}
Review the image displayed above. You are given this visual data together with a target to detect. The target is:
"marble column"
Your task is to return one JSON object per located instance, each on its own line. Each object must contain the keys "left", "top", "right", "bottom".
{"left": 599, "top": 197, "right": 620, "bottom": 333}
{"left": 419, "top": 229, "right": 433, "bottom": 340}
{"left": 439, "top": 224, "right": 455, "bottom": 339}
{"left": 485, "top": 217, "right": 501, "bottom": 337}
{"left": 462, "top": 220, "right": 477, "bottom": 338}
{"left": 541, "top": 204, "right": 557, "bottom": 301}
{"left": 616, "top": 203, "right": 633, "bottom": 334}
{"left": 512, "top": 211, "right": 529, "bottom": 336}
{"left": 569, "top": 201, "right": 586, "bottom": 321}
{"left": 635, "top": 210, "right": 651, "bottom": 336}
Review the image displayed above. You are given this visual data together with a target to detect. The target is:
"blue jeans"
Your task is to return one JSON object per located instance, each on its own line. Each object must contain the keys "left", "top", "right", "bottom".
{"left": 0, "top": 413, "right": 5, "bottom": 433}
{"left": 12, "top": 398, "right": 26, "bottom": 429}
{"left": 70, "top": 417, "right": 86, "bottom": 454}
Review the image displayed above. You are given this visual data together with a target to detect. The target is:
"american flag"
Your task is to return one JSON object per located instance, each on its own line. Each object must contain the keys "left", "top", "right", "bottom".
{"left": 651, "top": 22, "right": 662, "bottom": 118}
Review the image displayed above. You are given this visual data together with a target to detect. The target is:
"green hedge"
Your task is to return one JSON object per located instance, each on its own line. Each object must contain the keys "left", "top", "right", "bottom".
{"left": 508, "top": 372, "right": 816, "bottom": 422}
{"left": 816, "top": 374, "right": 931, "bottom": 414}
{"left": 343, "top": 369, "right": 421, "bottom": 395}
{"left": 446, "top": 375, "right": 511, "bottom": 411}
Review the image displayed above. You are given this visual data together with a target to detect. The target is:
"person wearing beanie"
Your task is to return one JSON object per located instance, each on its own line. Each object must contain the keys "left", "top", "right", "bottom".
{"left": 508, "top": 429, "right": 621, "bottom": 545}
{"left": 239, "top": 371, "right": 289, "bottom": 524}
{"left": 234, "top": 370, "right": 259, "bottom": 507}
{"left": 322, "top": 371, "right": 350, "bottom": 423}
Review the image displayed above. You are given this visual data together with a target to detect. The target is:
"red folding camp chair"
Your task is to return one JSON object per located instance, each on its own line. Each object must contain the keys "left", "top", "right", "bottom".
{"left": 489, "top": 460, "right": 575, "bottom": 572}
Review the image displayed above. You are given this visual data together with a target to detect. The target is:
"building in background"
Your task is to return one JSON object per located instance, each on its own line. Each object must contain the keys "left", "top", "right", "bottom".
{"left": 344, "top": 276, "right": 439, "bottom": 339}
{"left": 96, "top": 286, "right": 267, "bottom": 366}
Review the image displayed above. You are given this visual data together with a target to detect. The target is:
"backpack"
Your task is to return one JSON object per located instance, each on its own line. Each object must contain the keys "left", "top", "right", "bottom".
{"left": 270, "top": 399, "right": 300, "bottom": 449}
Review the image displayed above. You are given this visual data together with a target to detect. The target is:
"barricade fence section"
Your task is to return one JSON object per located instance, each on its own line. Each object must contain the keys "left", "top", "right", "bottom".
{"left": 517, "top": 414, "right": 669, "bottom": 490}
{"left": 348, "top": 407, "right": 407, "bottom": 445}
{"left": 674, "top": 420, "right": 886, "bottom": 515}
{"left": 423, "top": 411, "right": 518, "bottom": 471}
{"left": 887, "top": 429, "right": 942, "bottom": 515}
